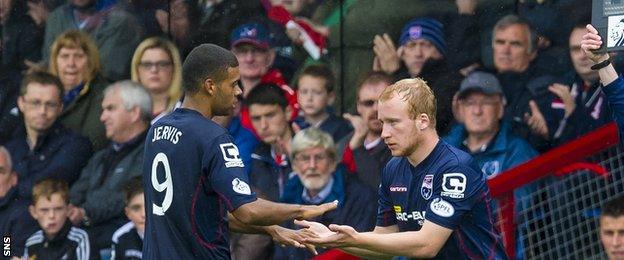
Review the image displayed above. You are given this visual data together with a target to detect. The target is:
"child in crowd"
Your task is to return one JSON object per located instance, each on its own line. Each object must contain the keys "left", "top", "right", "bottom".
{"left": 294, "top": 64, "right": 352, "bottom": 142}
{"left": 24, "top": 179, "right": 90, "bottom": 260}
{"left": 111, "top": 178, "right": 144, "bottom": 260}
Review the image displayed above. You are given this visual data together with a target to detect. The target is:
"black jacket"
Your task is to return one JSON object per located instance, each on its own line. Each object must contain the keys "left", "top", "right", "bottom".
{"left": 111, "top": 222, "right": 143, "bottom": 260}
{"left": 250, "top": 142, "right": 292, "bottom": 201}
{"left": 6, "top": 123, "right": 93, "bottom": 199}
{"left": 0, "top": 187, "right": 38, "bottom": 257}
{"left": 24, "top": 221, "right": 91, "bottom": 260}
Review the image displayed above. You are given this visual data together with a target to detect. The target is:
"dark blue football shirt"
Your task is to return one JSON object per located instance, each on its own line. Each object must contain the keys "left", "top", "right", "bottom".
{"left": 142, "top": 108, "right": 257, "bottom": 259}
{"left": 376, "top": 140, "right": 507, "bottom": 259}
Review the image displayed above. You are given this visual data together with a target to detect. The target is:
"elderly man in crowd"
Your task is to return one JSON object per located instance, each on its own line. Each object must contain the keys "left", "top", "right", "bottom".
{"left": 276, "top": 128, "right": 376, "bottom": 259}
{"left": 68, "top": 81, "right": 151, "bottom": 254}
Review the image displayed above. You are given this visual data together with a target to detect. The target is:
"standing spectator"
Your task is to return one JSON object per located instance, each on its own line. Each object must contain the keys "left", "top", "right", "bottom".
{"left": 599, "top": 196, "right": 624, "bottom": 260}
{"left": 341, "top": 72, "right": 393, "bottom": 190}
{"left": 445, "top": 71, "right": 537, "bottom": 178}
{"left": 68, "top": 81, "right": 151, "bottom": 254}
{"left": 293, "top": 64, "right": 352, "bottom": 142}
{"left": 0, "top": 0, "right": 43, "bottom": 81}
{"left": 130, "top": 37, "right": 183, "bottom": 123}
{"left": 231, "top": 22, "right": 299, "bottom": 135}
{"left": 110, "top": 178, "right": 145, "bottom": 260}
{"left": 373, "top": 17, "right": 462, "bottom": 135}
{"left": 275, "top": 128, "right": 376, "bottom": 259}
{"left": 25, "top": 179, "right": 90, "bottom": 260}
{"left": 48, "top": 30, "right": 108, "bottom": 151}
{"left": 0, "top": 146, "right": 38, "bottom": 258}
{"left": 5, "top": 71, "right": 92, "bottom": 199}
{"left": 43, "top": 0, "right": 143, "bottom": 80}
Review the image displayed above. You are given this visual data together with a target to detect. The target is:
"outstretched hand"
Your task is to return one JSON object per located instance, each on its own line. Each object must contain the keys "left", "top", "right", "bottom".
{"left": 299, "top": 223, "right": 360, "bottom": 248}
{"left": 299, "top": 200, "right": 338, "bottom": 220}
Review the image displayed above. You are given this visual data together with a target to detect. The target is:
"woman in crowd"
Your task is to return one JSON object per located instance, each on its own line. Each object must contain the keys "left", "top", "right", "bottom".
{"left": 130, "top": 37, "right": 183, "bottom": 123}
{"left": 49, "top": 30, "right": 108, "bottom": 151}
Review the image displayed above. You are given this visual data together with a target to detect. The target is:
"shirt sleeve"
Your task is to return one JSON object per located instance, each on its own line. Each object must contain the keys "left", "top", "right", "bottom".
{"left": 425, "top": 164, "right": 486, "bottom": 229}
{"left": 375, "top": 162, "right": 397, "bottom": 227}
{"left": 205, "top": 134, "right": 257, "bottom": 212}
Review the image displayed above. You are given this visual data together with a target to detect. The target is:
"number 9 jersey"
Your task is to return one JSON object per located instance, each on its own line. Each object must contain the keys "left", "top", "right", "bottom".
{"left": 142, "top": 108, "right": 258, "bottom": 259}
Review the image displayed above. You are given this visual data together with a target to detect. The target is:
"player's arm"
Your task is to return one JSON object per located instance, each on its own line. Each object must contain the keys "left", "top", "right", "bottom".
{"left": 228, "top": 213, "right": 318, "bottom": 254}
{"left": 306, "top": 220, "right": 452, "bottom": 258}
{"left": 335, "top": 225, "right": 399, "bottom": 259}
{"left": 231, "top": 197, "right": 337, "bottom": 226}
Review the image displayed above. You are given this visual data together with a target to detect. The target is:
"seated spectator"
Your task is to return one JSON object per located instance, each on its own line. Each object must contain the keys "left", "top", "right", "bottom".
{"left": 373, "top": 18, "right": 462, "bottom": 135}
{"left": 600, "top": 196, "right": 624, "bottom": 260}
{"left": 487, "top": 14, "right": 553, "bottom": 152}
{"left": 444, "top": 71, "right": 537, "bottom": 178}
{"left": 0, "top": 146, "right": 38, "bottom": 258}
{"left": 6, "top": 72, "right": 92, "bottom": 199}
{"left": 341, "top": 72, "right": 393, "bottom": 190}
{"left": 68, "top": 81, "right": 150, "bottom": 254}
{"left": 275, "top": 128, "right": 377, "bottom": 259}
{"left": 130, "top": 37, "right": 183, "bottom": 123}
{"left": 537, "top": 22, "right": 613, "bottom": 146}
{"left": 444, "top": 71, "right": 538, "bottom": 260}
{"left": 48, "top": 30, "right": 108, "bottom": 151}
{"left": 25, "top": 179, "right": 90, "bottom": 260}
{"left": 43, "top": 0, "right": 143, "bottom": 80}
{"left": 293, "top": 64, "right": 352, "bottom": 142}
{"left": 230, "top": 84, "right": 293, "bottom": 259}
{"left": 111, "top": 178, "right": 144, "bottom": 260}
{"left": 230, "top": 22, "right": 298, "bottom": 134}
{"left": 1, "top": 0, "right": 43, "bottom": 81}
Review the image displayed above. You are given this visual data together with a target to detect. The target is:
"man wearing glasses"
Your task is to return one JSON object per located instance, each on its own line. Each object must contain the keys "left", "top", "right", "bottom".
{"left": 341, "top": 71, "right": 394, "bottom": 190}
{"left": 5, "top": 71, "right": 92, "bottom": 199}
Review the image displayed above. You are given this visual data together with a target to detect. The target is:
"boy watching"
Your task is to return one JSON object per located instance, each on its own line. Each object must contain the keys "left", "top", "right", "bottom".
{"left": 24, "top": 179, "right": 90, "bottom": 260}
{"left": 111, "top": 178, "right": 144, "bottom": 260}
{"left": 294, "top": 64, "right": 352, "bottom": 142}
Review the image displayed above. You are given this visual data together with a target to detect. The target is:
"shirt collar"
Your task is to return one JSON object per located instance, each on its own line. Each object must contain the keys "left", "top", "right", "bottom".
{"left": 302, "top": 176, "right": 334, "bottom": 204}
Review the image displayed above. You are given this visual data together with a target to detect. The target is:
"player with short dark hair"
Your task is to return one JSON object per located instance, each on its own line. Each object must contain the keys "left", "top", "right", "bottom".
{"left": 298, "top": 78, "right": 507, "bottom": 259}
{"left": 142, "top": 44, "right": 336, "bottom": 259}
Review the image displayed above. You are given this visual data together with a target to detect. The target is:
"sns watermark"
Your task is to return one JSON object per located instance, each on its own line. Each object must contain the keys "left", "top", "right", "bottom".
{"left": 2, "top": 236, "right": 10, "bottom": 257}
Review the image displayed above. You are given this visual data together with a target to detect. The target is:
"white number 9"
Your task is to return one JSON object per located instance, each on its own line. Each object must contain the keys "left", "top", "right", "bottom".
{"left": 151, "top": 152, "right": 173, "bottom": 215}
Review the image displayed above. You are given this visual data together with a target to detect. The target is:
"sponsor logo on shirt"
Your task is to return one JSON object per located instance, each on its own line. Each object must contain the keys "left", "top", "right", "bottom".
{"left": 220, "top": 143, "right": 244, "bottom": 168}
{"left": 394, "top": 205, "right": 426, "bottom": 225}
{"left": 232, "top": 178, "right": 251, "bottom": 195}
{"left": 441, "top": 173, "right": 466, "bottom": 199}
{"left": 389, "top": 186, "right": 408, "bottom": 192}
{"left": 430, "top": 198, "right": 454, "bottom": 217}
{"left": 421, "top": 174, "right": 434, "bottom": 200}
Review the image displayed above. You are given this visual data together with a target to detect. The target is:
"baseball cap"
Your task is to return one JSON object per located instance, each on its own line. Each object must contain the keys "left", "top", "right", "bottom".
{"left": 399, "top": 18, "right": 446, "bottom": 56}
{"left": 230, "top": 23, "right": 270, "bottom": 50}
{"left": 458, "top": 71, "right": 503, "bottom": 99}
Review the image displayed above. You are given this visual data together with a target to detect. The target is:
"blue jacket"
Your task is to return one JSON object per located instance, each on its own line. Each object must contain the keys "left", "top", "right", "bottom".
{"left": 275, "top": 166, "right": 377, "bottom": 260}
{"left": 602, "top": 77, "right": 624, "bottom": 140}
{"left": 443, "top": 122, "right": 538, "bottom": 179}
{"left": 227, "top": 116, "right": 259, "bottom": 177}
{"left": 444, "top": 122, "right": 538, "bottom": 260}
{"left": 5, "top": 123, "right": 92, "bottom": 199}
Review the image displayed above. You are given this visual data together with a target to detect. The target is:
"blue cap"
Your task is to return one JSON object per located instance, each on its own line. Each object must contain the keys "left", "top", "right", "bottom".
{"left": 399, "top": 18, "right": 446, "bottom": 56}
{"left": 230, "top": 23, "right": 270, "bottom": 50}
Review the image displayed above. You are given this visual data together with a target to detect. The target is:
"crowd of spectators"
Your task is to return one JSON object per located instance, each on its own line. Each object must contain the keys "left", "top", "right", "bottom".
{"left": 0, "top": 0, "right": 619, "bottom": 259}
